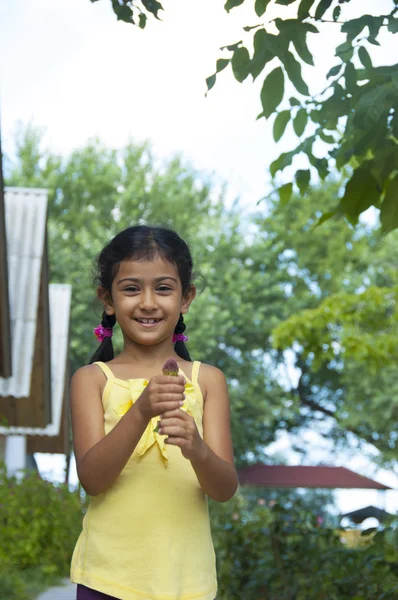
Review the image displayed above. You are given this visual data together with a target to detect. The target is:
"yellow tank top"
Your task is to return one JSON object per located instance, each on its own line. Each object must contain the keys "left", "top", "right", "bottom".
{"left": 70, "top": 361, "right": 217, "bottom": 600}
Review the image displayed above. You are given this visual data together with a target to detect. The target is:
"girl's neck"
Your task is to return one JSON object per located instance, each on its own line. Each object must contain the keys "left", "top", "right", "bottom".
{"left": 115, "top": 339, "right": 180, "bottom": 367}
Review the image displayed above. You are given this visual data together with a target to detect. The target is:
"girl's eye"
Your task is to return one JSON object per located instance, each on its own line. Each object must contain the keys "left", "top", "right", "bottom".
{"left": 123, "top": 286, "right": 172, "bottom": 292}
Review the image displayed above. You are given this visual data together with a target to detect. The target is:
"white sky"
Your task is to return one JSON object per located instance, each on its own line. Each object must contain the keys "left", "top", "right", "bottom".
{"left": 2, "top": 0, "right": 398, "bottom": 514}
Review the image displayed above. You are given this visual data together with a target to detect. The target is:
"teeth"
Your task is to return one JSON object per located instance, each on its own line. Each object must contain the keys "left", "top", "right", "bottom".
{"left": 137, "top": 319, "right": 159, "bottom": 324}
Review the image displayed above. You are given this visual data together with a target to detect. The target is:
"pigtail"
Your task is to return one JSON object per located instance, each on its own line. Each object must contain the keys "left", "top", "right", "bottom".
{"left": 88, "top": 312, "right": 116, "bottom": 364}
{"left": 174, "top": 314, "right": 191, "bottom": 361}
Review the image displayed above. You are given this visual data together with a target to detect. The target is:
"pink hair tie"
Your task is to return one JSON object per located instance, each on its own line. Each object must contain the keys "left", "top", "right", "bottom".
{"left": 94, "top": 325, "right": 113, "bottom": 343}
{"left": 173, "top": 333, "right": 188, "bottom": 343}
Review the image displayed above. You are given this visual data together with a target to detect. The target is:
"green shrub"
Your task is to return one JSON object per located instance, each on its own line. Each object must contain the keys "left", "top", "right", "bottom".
{"left": 210, "top": 492, "right": 398, "bottom": 600}
{"left": 0, "top": 569, "right": 28, "bottom": 600}
{"left": 0, "top": 463, "right": 86, "bottom": 575}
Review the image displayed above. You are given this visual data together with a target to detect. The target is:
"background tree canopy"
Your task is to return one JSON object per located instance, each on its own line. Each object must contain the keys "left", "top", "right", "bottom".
{"left": 6, "top": 126, "right": 398, "bottom": 469}
{"left": 95, "top": 0, "right": 398, "bottom": 232}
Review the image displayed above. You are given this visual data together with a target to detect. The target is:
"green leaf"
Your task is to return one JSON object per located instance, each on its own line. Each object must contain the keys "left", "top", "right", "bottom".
{"left": 111, "top": 0, "right": 135, "bottom": 23}
{"left": 354, "top": 85, "right": 390, "bottom": 124}
{"left": 339, "top": 166, "right": 380, "bottom": 221}
{"left": 295, "top": 169, "right": 311, "bottom": 195}
{"left": 255, "top": 0, "right": 272, "bottom": 16}
{"left": 273, "top": 110, "right": 291, "bottom": 142}
{"left": 368, "top": 35, "right": 380, "bottom": 46}
{"left": 314, "top": 0, "right": 333, "bottom": 20}
{"left": 345, "top": 62, "right": 357, "bottom": 92}
{"left": 270, "top": 150, "right": 295, "bottom": 177}
{"left": 289, "top": 97, "right": 301, "bottom": 106}
{"left": 292, "top": 29, "right": 314, "bottom": 66}
{"left": 342, "top": 15, "right": 371, "bottom": 41}
{"left": 251, "top": 29, "right": 275, "bottom": 80}
{"left": 206, "top": 74, "right": 216, "bottom": 93}
{"left": 278, "top": 182, "right": 293, "bottom": 206}
{"left": 309, "top": 155, "right": 329, "bottom": 179}
{"left": 216, "top": 58, "right": 230, "bottom": 73}
{"left": 336, "top": 40, "right": 354, "bottom": 61}
{"left": 260, "top": 67, "right": 285, "bottom": 118}
{"left": 298, "top": 0, "right": 316, "bottom": 20}
{"left": 367, "top": 16, "right": 384, "bottom": 39}
{"left": 232, "top": 46, "right": 251, "bottom": 82}
{"left": 319, "top": 130, "right": 335, "bottom": 144}
{"left": 275, "top": 0, "right": 296, "bottom": 4}
{"left": 281, "top": 51, "right": 310, "bottom": 95}
{"left": 205, "top": 58, "right": 231, "bottom": 94}
{"left": 224, "top": 0, "right": 245, "bottom": 12}
{"left": 138, "top": 13, "right": 147, "bottom": 28}
{"left": 313, "top": 209, "right": 337, "bottom": 228}
{"left": 388, "top": 17, "right": 398, "bottom": 34}
{"left": 141, "top": 0, "right": 163, "bottom": 19}
{"left": 358, "top": 46, "right": 372, "bottom": 70}
{"left": 220, "top": 41, "right": 243, "bottom": 51}
{"left": 332, "top": 6, "right": 341, "bottom": 22}
{"left": 381, "top": 176, "right": 398, "bottom": 233}
{"left": 293, "top": 109, "right": 308, "bottom": 137}
{"left": 243, "top": 24, "right": 262, "bottom": 32}
{"left": 327, "top": 64, "right": 342, "bottom": 78}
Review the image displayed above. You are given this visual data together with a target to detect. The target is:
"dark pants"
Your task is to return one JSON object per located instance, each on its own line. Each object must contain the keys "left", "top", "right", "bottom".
{"left": 76, "top": 584, "right": 119, "bottom": 599}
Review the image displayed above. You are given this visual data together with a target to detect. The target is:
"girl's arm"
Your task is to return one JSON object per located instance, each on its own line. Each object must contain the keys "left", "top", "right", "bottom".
{"left": 190, "top": 365, "right": 238, "bottom": 502}
{"left": 70, "top": 365, "right": 185, "bottom": 496}
{"left": 160, "top": 365, "right": 239, "bottom": 502}
{"left": 70, "top": 365, "right": 149, "bottom": 496}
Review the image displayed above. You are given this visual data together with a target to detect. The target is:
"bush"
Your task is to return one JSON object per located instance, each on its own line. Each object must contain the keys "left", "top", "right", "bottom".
{"left": 0, "top": 570, "right": 28, "bottom": 600}
{"left": 209, "top": 492, "right": 398, "bottom": 600}
{"left": 0, "top": 463, "right": 86, "bottom": 575}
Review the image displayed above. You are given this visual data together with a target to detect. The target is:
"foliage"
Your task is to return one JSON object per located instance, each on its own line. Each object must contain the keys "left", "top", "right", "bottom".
{"left": 6, "top": 126, "right": 289, "bottom": 467}
{"left": 7, "top": 127, "right": 398, "bottom": 465}
{"left": 0, "top": 570, "right": 28, "bottom": 600}
{"left": 273, "top": 285, "right": 398, "bottom": 372}
{"left": 90, "top": 0, "right": 163, "bottom": 28}
{"left": 0, "top": 463, "right": 86, "bottom": 575}
{"left": 98, "top": 0, "right": 398, "bottom": 231}
{"left": 209, "top": 492, "right": 398, "bottom": 600}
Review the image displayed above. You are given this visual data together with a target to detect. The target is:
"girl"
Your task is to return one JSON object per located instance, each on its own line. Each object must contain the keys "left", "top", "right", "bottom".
{"left": 70, "top": 225, "right": 238, "bottom": 600}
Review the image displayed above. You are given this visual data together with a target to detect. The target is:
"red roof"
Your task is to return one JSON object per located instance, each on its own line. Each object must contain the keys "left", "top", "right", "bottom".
{"left": 238, "top": 465, "right": 391, "bottom": 490}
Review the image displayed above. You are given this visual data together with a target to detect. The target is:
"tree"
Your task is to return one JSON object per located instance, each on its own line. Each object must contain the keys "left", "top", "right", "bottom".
{"left": 6, "top": 126, "right": 288, "bottom": 468}
{"left": 94, "top": 0, "right": 398, "bottom": 232}
{"left": 8, "top": 126, "right": 397, "bottom": 467}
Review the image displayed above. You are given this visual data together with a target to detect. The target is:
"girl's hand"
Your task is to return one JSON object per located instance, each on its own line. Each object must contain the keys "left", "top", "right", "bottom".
{"left": 158, "top": 409, "right": 207, "bottom": 462}
{"left": 135, "top": 375, "right": 186, "bottom": 423}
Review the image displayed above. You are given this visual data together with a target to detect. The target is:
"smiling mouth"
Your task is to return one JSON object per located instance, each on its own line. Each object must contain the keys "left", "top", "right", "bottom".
{"left": 134, "top": 318, "right": 163, "bottom": 327}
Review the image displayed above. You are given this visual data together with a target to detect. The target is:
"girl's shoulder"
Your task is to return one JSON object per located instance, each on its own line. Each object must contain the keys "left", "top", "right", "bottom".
{"left": 190, "top": 362, "right": 227, "bottom": 402}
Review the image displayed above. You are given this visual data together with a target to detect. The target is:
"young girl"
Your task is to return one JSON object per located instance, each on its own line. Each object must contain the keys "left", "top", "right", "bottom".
{"left": 70, "top": 225, "right": 238, "bottom": 600}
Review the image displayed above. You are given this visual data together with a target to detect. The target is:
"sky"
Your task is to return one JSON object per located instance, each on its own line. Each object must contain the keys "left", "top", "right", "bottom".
{"left": 1, "top": 0, "right": 398, "bottom": 515}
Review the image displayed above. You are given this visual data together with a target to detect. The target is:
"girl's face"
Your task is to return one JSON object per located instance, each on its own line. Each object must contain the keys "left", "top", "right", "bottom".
{"left": 99, "top": 256, "right": 195, "bottom": 346}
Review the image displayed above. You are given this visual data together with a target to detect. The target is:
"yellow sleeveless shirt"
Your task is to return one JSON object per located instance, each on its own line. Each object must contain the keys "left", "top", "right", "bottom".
{"left": 70, "top": 361, "right": 217, "bottom": 600}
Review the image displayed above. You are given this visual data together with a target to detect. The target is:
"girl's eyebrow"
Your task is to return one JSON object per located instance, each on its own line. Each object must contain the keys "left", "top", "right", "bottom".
{"left": 117, "top": 276, "right": 178, "bottom": 285}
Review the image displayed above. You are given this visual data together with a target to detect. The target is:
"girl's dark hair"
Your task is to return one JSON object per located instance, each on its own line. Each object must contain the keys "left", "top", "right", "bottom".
{"left": 89, "top": 225, "right": 195, "bottom": 364}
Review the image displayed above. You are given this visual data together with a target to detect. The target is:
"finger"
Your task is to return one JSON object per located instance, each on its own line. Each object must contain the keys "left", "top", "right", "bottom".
{"left": 159, "top": 425, "right": 187, "bottom": 438}
{"left": 157, "top": 393, "right": 185, "bottom": 404}
{"left": 157, "top": 384, "right": 186, "bottom": 395}
{"left": 164, "top": 437, "right": 185, "bottom": 447}
{"left": 157, "top": 375, "right": 186, "bottom": 386}
{"left": 159, "top": 417, "right": 183, "bottom": 428}
{"left": 158, "top": 401, "right": 185, "bottom": 414}
{"left": 161, "top": 408, "right": 187, "bottom": 419}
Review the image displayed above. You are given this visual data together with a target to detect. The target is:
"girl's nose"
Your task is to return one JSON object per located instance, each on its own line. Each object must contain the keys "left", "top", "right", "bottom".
{"left": 139, "top": 290, "right": 158, "bottom": 310}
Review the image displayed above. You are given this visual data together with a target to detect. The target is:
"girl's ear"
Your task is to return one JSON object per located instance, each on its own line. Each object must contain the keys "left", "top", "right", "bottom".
{"left": 97, "top": 286, "right": 115, "bottom": 315}
{"left": 181, "top": 285, "right": 196, "bottom": 315}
